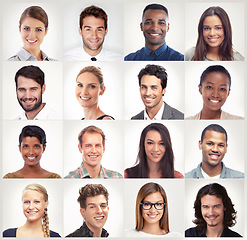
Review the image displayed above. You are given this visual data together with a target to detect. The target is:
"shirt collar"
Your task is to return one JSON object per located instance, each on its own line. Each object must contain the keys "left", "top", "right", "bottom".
{"left": 17, "top": 48, "right": 49, "bottom": 61}
{"left": 82, "top": 45, "right": 104, "bottom": 61}
{"left": 144, "top": 102, "right": 164, "bottom": 120}
{"left": 17, "top": 103, "right": 48, "bottom": 120}
{"left": 82, "top": 222, "right": 109, "bottom": 237}
{"left": 80, "top": 162, "right": 110, "bottom": 179}
{"left": 144, "top": 43, "right": 167, "bottom": 56}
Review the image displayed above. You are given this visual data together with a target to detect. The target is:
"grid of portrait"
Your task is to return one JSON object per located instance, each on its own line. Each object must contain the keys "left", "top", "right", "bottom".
{"left": 0, "top": 0, "right": 246, "bottom": 238}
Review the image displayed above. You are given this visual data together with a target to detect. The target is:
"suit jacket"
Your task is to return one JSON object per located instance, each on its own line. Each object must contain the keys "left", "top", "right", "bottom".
{"left": 131, "top": 101, "right": 184, "bottom": 120}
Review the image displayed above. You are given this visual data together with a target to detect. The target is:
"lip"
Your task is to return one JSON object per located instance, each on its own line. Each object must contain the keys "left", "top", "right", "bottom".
{"left": 27, "top": 210, "right": 38, "bottom": 215}
{"left": 27, "top": 39, "right": 37, "bottom": 44}
{"left": 151, "top": 153, "right": 161, "bottom": 158}
{"left": 27, "top": 156, "right": 36, "bottom": 162}
{"left": 144, "top": 96, "right": 155, "bottom": 103}
{"left": 80, "top": 96, "right": 91, "bottom": 101}
{"left": 94, "top": 216, "right": 104, "bottom": 220}
{"left": 147, "top": 213, "right": 158, "bottom": 219}
{"left": 148, "top": 32, "right": 161, "bottom": 38}
{"left": 209, "top": 153, "right": 220, "bottom": 160}
{"left": 207, "top": 37, "right": 220, "bottom": 43}
{"left": 209, "top": 99, "right": 220, "bottom": 104}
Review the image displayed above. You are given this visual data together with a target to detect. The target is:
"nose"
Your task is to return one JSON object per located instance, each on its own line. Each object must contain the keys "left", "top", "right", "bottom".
{"left": 82, "top": 87, "right": 88, "bottom": 96}
{"left": 146, "top": 87, "right": 151, "bottom": 95}
{"left": 208, "top": 207, "right": 214, "bottom": 215}
{"left": 91, "top": 30, "right": 98, "bottom": 38}
{"left": 25, "top": 90, "right": 32, "bottom": 98}
{"left": 154, "top": 143, "right": 159, "bottom": 151}
{"left": 28, "top": 29, "right": 36, "bottom": 38}
{"left": 209, "top": 28, "right": 215, "bottom": 36}
{"left": 151, "top": 21, "right": 159, "bottom": 31}
{"left": 211, "top": 144, "right": 219, "bottom": 152}
{"left": 212, "top": 88, "right": 219, "bottom": 97}
{"left": 28, "top": 202, "right": 34, "bottom": 209}
{"left": 91, "top": 145, "right": 96, "bottom": 152}
{"left": 96, "top": 205, "right": 103, "bottom": 213}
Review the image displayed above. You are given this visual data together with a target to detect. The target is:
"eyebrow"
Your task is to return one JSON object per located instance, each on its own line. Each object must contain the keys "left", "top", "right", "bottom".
{"left": 203, "top": 24, "right": 222, "bottom": 27}
{"left": 205, "top": 81, "right": 228, "bottom": 86}
{"left": 145, "top": 18, "right": 166, "bottom": 22}
{"left": 83, "top": 26, "right": 104, "bottom": 29}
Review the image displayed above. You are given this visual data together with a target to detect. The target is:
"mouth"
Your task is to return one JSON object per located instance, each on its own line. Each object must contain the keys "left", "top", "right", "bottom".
{"left": 207, "top": 37, "right": 220, "bottom": 43}
{"left": 88, "top": 154, "right": 99, "bottom": 159}
{"left": 80, "top": 96, "right": 91, "bottom": 101}
{"left": 209, "top": 154, "right": 220, "bottom": 160}
{"left": 27, "top": 39, "right": 37, "bottom": 44}
{"left": 26, "top": 156, "right": 36, "bottom": 162}
{"left": 94, "top": 216, "right": 104, "bottom": 220}
{"left": 147, "top": 213, "right": 158, "bottom": 219}
{"left": 89, "top": 39, "right": 99, "bottom": 44}
{"left": 144, "top": 96, "right": 155, "bottom": 103}
{"left": 21, "top": 98, "right": 36, "bottom": 104}
{"left": 206, "top": 215, "right": 219, "bottom": 220}
{"left": 27, "top": 210, "right": 38, "bottom": 215}
{"left": 209, "top": 99, "right": 220, "bottom": 104}
{"left": 148, "top": 33, "right": 161, "bottom": 38}
{"left": 151, "top": 153, "right": 161, "bottom": 158}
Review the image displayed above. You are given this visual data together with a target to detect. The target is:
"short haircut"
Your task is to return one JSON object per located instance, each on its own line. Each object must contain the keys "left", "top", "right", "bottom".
{"left": 79, "top": 5, "right": 108, "bottom": 30}
{"left": 193, "top": 183, "right": 237, "bottom": 231}
{"left": 200, "top": 65, "right": 231, "bottom": 90}
{"left": 78, "top": 125, "right": 105, "bottom": 148}
{"left": 15, "top": 65, "right": 45, "bottom": 88}
{"left": 138, "top": 64, "right": 168, "bottom": 90}
{"left": 77, "top": 66, "right": 104, "bottom": 90}
{"left": 201, "top": 124, "right": 227, "bottom": 143}
{"left": 135, "top": 182, "right": 169, "bottom": 232}
{"left": 19, "top": 125, "right": 47, "bottom": 146}
{"left": 142, "top": 3, "right": 168, "bottom": 18}
{"left": 77, "top": 184, "right": 109, "bottom": 209}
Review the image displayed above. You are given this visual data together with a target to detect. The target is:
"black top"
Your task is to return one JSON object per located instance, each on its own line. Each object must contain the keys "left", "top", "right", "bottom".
{"left": 3, "top": 228, "right": 61, "bottom": 237}
{"left": 124, "top": 165, "right": 141, "bottom": 178}
{"left": 185, "top": 227, "right": 242, "bottom": 237}
{"left": 66, "top": 222, "right": 109, "bottom": 237}
{"left": 82, "top": 115, "right": 115, "bottom": 120}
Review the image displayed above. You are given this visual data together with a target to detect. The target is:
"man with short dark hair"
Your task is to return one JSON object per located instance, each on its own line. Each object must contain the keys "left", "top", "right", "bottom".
{"left": 185, "top": 183, "right": 242, "bottom": 237}
{"left": 64, "top": 5, "right": 121, "bottom": 61}
{"left": 131, "top": 64, "right": 184, "bottom": 120}
{"left": 66, "top": 184, "right": 109, "bottom": 237}
{"left": 124, "top": 3, "right": 183, "bottom": 61}
{"left": 15, "top": 65, "right": 60, "bottom": 120}
{"left": 185, "top": 124, "right": 244, "bottom": 178}
{"left": 64, "top": 125, "right": 122, "bottom": 178}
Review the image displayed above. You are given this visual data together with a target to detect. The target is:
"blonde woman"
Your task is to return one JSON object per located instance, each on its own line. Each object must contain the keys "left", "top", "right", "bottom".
{"left": 3, "top": 184, "right": 60, "bottom": 237}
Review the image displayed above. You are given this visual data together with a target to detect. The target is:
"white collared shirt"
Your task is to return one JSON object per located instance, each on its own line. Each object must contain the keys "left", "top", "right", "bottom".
{"left": 64, "top": 46, "right": 122, "bottom": 61}
{"left": 144, "top": 102, "right": 164, "bottom": 120}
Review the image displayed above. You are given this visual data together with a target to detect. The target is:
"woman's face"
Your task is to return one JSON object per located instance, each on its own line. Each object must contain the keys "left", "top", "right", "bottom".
{"left": 141, "top": 192, "right": 164, "bottom": 225}
{"left": 202, "top": 15, "right": 224, "bottom": 50}
{"left": 22, "top": 189, "right": 48, "bottom": 222}
{"left": 19, "top": 136, "right": 45, "bottom": 167}
{"left": 75, "top": 72, "right": 104, "bottom": 108}
{"left": 19, "top": 17, "right": 47, "bottom": 52}
{"left": 144, "top": 130, "right": 166, "bottom": 164}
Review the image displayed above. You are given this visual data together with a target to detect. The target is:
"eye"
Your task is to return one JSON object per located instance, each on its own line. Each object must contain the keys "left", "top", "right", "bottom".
{"left": 18, "top": 88, "right": 26, "bottom": 92}
{"left": 203, "top": 27, "right": 210, "bottom": 31}
{"left": 155, "top": 203, "right": 163, "bottom": 207}
{"left": 146, "top": 141, "right": 153, "bottom": 145}
{"left": 206, "top": 142, "right": 213, "bottom": 146}
{"left": 206, "top": 86, "right": 213, "bottom": 89}
{"left": 31, "top": 87, "right": 38, "bottom": 91}
{"left": 158, "top": 21, "right": 165, "bottom": 25}
{"left": 23, "top": 200, "right": 29, "bottom": 204}
{"left": 100, "top": 204, "right": 107, "bottom": 209}
{"left": 218, "top": 144, "right": 225, "bottom": 148}
{"left": 140, "top": 86, "right": 147, "bottom": 90}
{"left": 34, "top": 200, "right": 40, "bottom": 204}
{"left": 34, "top": 144, "right": 41, "bottom": 149}
{"left": 145, "top": 21, "right": 152, "bottom": 25}
{"left": 23, "top": 27, "right": 30, "bottom": 31}
{"left": 202, "top": 205, "right": 209, "bottom": 209}
{"left": 159, "top": 142, "right": 165, "bottom": 146}
{"left": 216, "top": 26, "right": 222, "bottom": 30}
{"left": 36, "top": 28, "right": 43, "bottom": 32}
{"left": 89, "top": 85, "right": 96, "bottom": 89}
{"left": 151, "top": 86, "right": 158, "bottom": 90}
{"left": 220, "top": 87, "right": 227, "bottom": 91}
{"left": 77, "top": 83, "right": 83, "bottom": 88}
{"left": 23, "top": 145, "right": 29, "bottom": 149}
{"left": 143, "top": 202, "right": 151, "bottom": 207}
{"left": 96, "top": 144, "right": 102, "bottom": 148}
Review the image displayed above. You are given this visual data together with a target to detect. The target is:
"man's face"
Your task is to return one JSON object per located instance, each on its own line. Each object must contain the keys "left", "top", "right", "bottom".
{"left": 199, "top": 130, "right": 227, "bottom": 167}
{"left": 140, "top": 9, "right": 169, "bottom": 50}
{"left": 201, "top": 194, "right": 225, "bottom": 228}
{"left": 140, "top": 75, "right": 166, "bottom": 110}
{"left": 16, "top": 76, "right": 45, "bottom": 112}
{"left": 80, "top": 195, "right": 109, "bottom": 233}
{"left": 79, "top": 132, "right": 105, "bottom": 168}
{"left": 79, "top": 16, "right": 108, "bottom": 55}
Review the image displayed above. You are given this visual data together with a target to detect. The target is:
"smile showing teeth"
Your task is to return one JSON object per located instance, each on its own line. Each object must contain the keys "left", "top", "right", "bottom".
{"left": 80, "top": 96, "right": 91, "bottom": 101}
{"left": 95, "top": 216, "right": 104, "bottom": 220}
{"left": 23, "top": 99, "right": 35, "bottom": 103}
{"left": 210, "top": 99, "right": 220, "bottom": 103}
{"left": 209, "top": 154, "right": 219, "bottom": 160}
{"left": 150, "top": 33, "right": 160, "bottom": 36}
{"left": 27, "top": 39, "right": 37, "bottom": 43}
{"left": 147, "top": 214, "right": 158, "bottom": 219}
{"left": 27, "top": 157, "right": 35, "bottom": 160}
{"left": 27, "top": 211, "right": 38, "bottom": 215}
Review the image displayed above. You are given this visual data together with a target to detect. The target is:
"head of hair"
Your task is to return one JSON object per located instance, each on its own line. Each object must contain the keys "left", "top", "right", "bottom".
{"left": 135, "top": 123, "right": 175, "bottom": 178}
{"left": 201, "top": 124, "right": 227, "bottom": 143}
{"left": 193, "top": 183, "right": 236, "bottom": 231}
{"left": 138, "top": 64, "right": 168, "bottom": 90}
{"left": 79, "top": 5, "right": 108, "bottom": 30}
{"left": 77, "top": 184, "right": 109, "bottom": 209}
{"left": 19, "top": 125, "right": 46, "bottom": 146}
{"left": 78, "top": 125, "right": 105, "bottom": 148}
{"left": 200, "top": 65, "right": 231, "bottom": 90}
{"left": 135, "top": 182, "right": 169, "bottom": 232}
{"left": 76, "top": 66, "right": 104, "bottom": 90}
{"left": 142, "top": 3, "right": 168, "bottom": 19}
{"left": 19, "top": 6, "right": 48, "bottom": 31}
{"left": 15, "top": 65, "right": 45, "bottom": 89}
{"left": 193, "top": 6, "right": 232, "bottom": 60}
{"left": 23, "top": 184, "right": 50, "bottom": 237}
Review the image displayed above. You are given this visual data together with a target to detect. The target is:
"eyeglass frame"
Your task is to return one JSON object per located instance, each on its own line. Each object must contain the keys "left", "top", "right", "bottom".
{"left": 140, "top": 201, "right": 166, "bottom": 210}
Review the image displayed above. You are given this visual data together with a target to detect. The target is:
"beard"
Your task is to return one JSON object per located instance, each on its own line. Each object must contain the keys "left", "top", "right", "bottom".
{"left": 18, "top": 95, "right": 42, "bottom": 112}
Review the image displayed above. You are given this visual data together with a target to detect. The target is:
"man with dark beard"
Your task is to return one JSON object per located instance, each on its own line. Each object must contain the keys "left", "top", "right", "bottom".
{"left": 15, "top": 65, "right": 60, "bottom": 120}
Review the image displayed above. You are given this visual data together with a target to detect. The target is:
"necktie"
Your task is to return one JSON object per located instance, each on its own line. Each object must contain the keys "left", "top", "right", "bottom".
{"left": 91, "top": 57, "right": 97, "bottom": 61}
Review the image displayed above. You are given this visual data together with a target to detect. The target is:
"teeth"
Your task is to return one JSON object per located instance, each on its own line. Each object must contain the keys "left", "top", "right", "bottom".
{"left": 28, "top": 211, "right": 38, "bottom": 215}
{"left": 95, "top": 216, "right": 104, "bottom": 220}
{"left": 210, "top": 99, "right": 219, "bottom": 103}
{"left": 145, "top": 97, "right": 154, "bottom": 101}
{"left": 27, "top": 40, "right": 36, "bottom": 43}
{"left": 80, "top": 96, "right": 90, "bottom": 100}
{"left": 150, "top": 33, "right": 159, "bottom": 36}
{"left": 28, "top": 157, "right": 35, "bottom": 160}
{"left": 210, "top": 154, "right": 219, "bottom": 160}
{"left": 148, "top": 214, "right": 157, "bottom": 219}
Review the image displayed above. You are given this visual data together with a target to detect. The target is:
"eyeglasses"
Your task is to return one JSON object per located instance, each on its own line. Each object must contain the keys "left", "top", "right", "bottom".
{"left": 140, "top": 202, "right": 166, "bottom": 210}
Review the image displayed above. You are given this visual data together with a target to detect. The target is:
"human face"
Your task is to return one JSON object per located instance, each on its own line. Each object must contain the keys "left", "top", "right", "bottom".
{"left": 79, "top": 16, "right": 108, "bottom": 55}
{"left": 141, "top": 9, "right": 169, "bottom": 51}
{"left": 144, "top": 130, "right": 166, "bottom": 164}
{"left": 199, "top": 130, "right": 227, "bottom": 167}
{"left": 75, "top": 72, "right": 104, "bottom": 109}
{"left": 19, "top": 17, "right": 47, "bottom": 52}
{"left": 140, "top": 75, "right": 166, "bottom": 111}
{"left": 142, "top": 192, "right": 164, "bottom": 225}
{"left": 201, "top": 194, "right": 225, "bottom": 228}
{"left": 22, "top": 189, "right": 48, "bottom": 223}
{"left": 199, "top": 72, "right": 230, "bottom": 112}
{"left": 19, "top": 136, "right": 46, "bottom": 167}
{"left": 80, "top": 195, "right": 109, "bottom": 233}
{"left": 16, "top": 76, "right": 45, "bottom": 112}
{"left": 203, "top": 15, "right": 224, "bottom": 50}
{"left": 79, "top": 132, "right": 105, "bottom": 168}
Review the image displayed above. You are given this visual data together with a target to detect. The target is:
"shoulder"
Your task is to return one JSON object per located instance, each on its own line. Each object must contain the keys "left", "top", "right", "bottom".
{"left": 232, "top": 50, "right": 244, "bottom": 61}
{"left": 50, "top": 230, "right": 61, "bottom": 237}
{"left": 185, "top": 112, "right": 200, "bottom": 120}
{"left": 124, "top": 165, "right": 140, "bottom": 178}
{"left": 131, "top": 111, "right": 144, "bottom": 120}
{"left": 3, "top": 172, "right": 23, "bottom": 178}
{"left": 163, "top": 102, "right": 184, "bottom": 119}
{"left": 165, "top": 45, "right": 184, "bottom": 60}
{"left": 43, "top": 105, "right": 62, "bottom": 120}
{"left": 98, "top": 115, "right": 115, "bottom": 120}
{"left": 102, "top": 167, "right": 123, "bottom": 179}
{"left": 221, "top": 111, "right": 244, "bottom": 120}
{"left": 185, "top": 47, "right": 195, "bottom": 61}
{"left": 101, "top": 49, "right": 122, "bottom": 61}
{"left": 8, "top": 55, "right": 21, "bottom": 61}
{"left": 223, "top": 166, "right": 244, "bottom": 178}
{"left": 64, "top": 47, "right": 85, "bottom": 61}
{"left": 45, "top": 172, "right": 62, "bottom": 179}
{"left": 185, "top": 227, "right": 200, "bottom": 237}
{"left": 124, "top": 48, "right": 144, "bottom": 61}
{"left": 174, "top": 170, "right": 184, "bottom": 178}
{"left": 3, "top": 228, "right": 17, "bottom": 237}
{"left": 223, "top": 228, "right": 242, "bottom": 237}
{"left": 185, "top": 165, "right": 201, "bottom": 179}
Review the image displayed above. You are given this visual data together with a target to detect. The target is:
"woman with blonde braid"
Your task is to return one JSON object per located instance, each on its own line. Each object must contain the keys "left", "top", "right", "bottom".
{"left": 3, "top": 184, "right": 60, "bottom": 237}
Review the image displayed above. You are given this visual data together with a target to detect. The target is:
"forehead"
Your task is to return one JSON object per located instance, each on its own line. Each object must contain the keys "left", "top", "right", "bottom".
{"left": 203, "top": 130, "right": 226, "bottom": 143}
{"left": 86, "top": 194, "right": 107, "bottom": 205}
{"left": 17, "top": 76, "right": 41, "bottom": 88}
{"left": 143, "top": 191, "right": 163, "bottom": 202}
{"left": 143, "top": 9, "right": 168, "bottom": 21}
{"left": 82, "top": 16, "right": 105, "bottom": 28}
{"left": 23, "top": 189, "right": 44, "bottom": 199}
{"left": 145, "top": 130, "right": 162, "bottom": 141}
{"left": 201, "top": 194, "right": 223, "bottom": 206}
{"left": 82, "top": 132, "right": 103, "bottom": 144}
{"left": 203, "top": 15, "right": 222, "bottom": 26}
{"left": 203, "top": 72, "right": 230, "bottom": 86}
{"left": 21, "top": 136, "right": 41, "bottom": 144}
{"left": 77, "top": 72, "right": 99, "bottom": 84}
{"left": 141, "top": 75, "right": 162, "bottom": 87}
{"left": 20, "top": 16, "right": 46, "bottom": 28}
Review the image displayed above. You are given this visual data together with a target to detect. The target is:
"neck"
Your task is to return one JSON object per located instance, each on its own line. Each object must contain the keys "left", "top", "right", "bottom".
{"left": 19, "top": 163, "right": 44, "bottom": 177}
{"left": 145, "top": 101, "right": 163, "bottom": 120}
{"left": 83, "top": 103, "right": 104, "bottom": 120}
{"left": 145, "top": 42, "right": 165, "bottom": 52}
{"left": 201, "top": 161, "right": 222, "bottom": 177}
{"left": 206, "top": 224, "right": 224, "bottom": 237}
{"left": 142, "top": 221, "right": 166, "bottom": 235}
{"left": 83, "top": 161, "right": 101, "bottom": 178}
{"left": 25, "top": 103, "right": 45, "bottom": 120}
{"left": 83, "top": 45, "right": 102, "bottom": 57}
{"left": 200, "top": 107, "right": 222, "bottom": 120}
{"left": 23, "top": 47, "right": 43, "bottom": 61}
{"left": 206, "top": 47, "right": 221, "bottom": 60}
{"left": 22, "top": 218, "right": 43, "bottom": 233}
{"left": 147, "top": 159, "right": 161, "bottom": 178}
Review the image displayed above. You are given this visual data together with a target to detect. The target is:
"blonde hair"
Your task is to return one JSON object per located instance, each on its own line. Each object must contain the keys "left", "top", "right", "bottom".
{"left": 23, "top": 184, "right": 50, "bottom": 238}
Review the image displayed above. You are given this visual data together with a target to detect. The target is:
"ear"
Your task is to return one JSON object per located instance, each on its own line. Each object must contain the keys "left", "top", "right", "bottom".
{"left": 167, "top": 23, "right": 170, "bottom": 32}
{"left": 19, "top": 145, "right": 21, "bottom": 153}
{"left": 225, "top": 144, "right": 228, "bottom": 153}
{"left": 19, "top": 25, "right": 21, "bottom": 32}
{"left": 227, "top": 89, "right": 230, "bottom": 97}
{"left": 140, "top": 22, "right": 143, "bottom": 31}
{"left": 162, "top": 88, "right": 166, "bottom": 95}
{"left": 105, "top": 28, "right": 108, "bottom": 36}
{"left": 79, "top": 27, "right": 82, "bottom": 36}
{"left": 78, "top": 144, "right": 82, "bottom": 153}
{"left": 80, "top": 208, "right": 86, "bottom": 219}
{"left": 42, "top": 84, "right": 46, "bottom": 94}
{"left": 198, "top": 140, "right": 202, "bottom": 150}
{"left": 99, "top": 86, "right": 106, "bottom": 96}
{"left": 198, "top": 84, "right": 202, "bottom": 95}
{"left": 42, "top": 144, "right": 46, "bottom": 153}
{"left": 45, "top": 28, "right": 48, "bottom": 36}
{"left": 45, "top": 201, "right": 49, "bottom": 208}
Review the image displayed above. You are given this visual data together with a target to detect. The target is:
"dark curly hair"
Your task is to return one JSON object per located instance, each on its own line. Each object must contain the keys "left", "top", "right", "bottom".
{"left": 193, "top": 183, "right": 237, "bottom": 231}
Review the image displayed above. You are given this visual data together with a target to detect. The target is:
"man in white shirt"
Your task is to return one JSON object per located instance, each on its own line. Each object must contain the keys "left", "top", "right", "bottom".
{"left": 64, "top": 5, "right": 121, "bottom": 61}
{"left": 15, "top": 65, "right": 61, "bottom": 120}
{"left": 131, "top": 64, "right": 183, "bottom": 120}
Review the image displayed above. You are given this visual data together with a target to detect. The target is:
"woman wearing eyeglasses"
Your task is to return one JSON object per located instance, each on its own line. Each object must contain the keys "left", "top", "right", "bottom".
{"left": 125, "top": 182, "right": 181, "bottom": 237}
